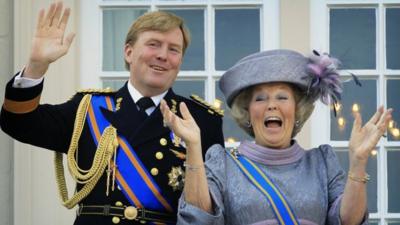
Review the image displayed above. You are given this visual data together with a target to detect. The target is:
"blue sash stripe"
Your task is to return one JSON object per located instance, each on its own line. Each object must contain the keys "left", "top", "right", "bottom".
{"left": 87, "top": 96, "right": 115, "bottom": 146}
{"left": 116, "top": 135, "right": 171, "bottom": 211}
{"left": 226, "top": 150, "right": 299, "bottom": 225}
{"left": 86, "top": 95, "right": 173, "bottom": 217}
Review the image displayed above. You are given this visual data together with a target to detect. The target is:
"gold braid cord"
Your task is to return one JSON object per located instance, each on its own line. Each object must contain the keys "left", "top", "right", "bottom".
{"left": 54, "top": 94, "right": 119, "bottom": 209}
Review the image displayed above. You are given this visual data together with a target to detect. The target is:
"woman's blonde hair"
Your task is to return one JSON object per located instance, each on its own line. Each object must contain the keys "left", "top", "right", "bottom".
{"left": 230, "top": 83, "right": 315, "bottom": 138}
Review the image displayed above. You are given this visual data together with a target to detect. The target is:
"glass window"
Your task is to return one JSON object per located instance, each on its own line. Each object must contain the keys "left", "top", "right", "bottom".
{"left": 386, "top": 8, "right": 400, "bottom": 70}
{"left": 330, "top": 79, "right": 377, "bottom": 141}
{"left": 103, "top": 80, "right": 126, "bottom": 90}
{"left": 316, "top": 2, "right": 400, "bottom": 221}
{"left": 215, "top": 81, "right": 252, "bottom": 142}
{"left": 103, "top": 8, "right": 148, "bottom": 71}
{"left": 387, "top": 79, "right": 400, "bottom": 141}
{"left": 215, "top": 8, "right": 260, "bottom": 70}
{"left": 173, "top": 80, "right": 205, "bottom": 99}
{"left": 166, "top": 9, "right": 205, "bottom": 70}
{"left": 330, "top": 8, "right": 376, "bottom": 69}
{"left": 388, "top": 150, "right": 400, "bottom": 213}
{"left": 335, "top": 149, "right": 378, "bottom": 212}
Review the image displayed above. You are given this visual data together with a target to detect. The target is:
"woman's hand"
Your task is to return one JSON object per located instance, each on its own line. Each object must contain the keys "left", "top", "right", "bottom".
{"left": 25, "top": 2, "right": 75, "bottom": 78}
{"left": 349, "top": 106, "right": 392, "bottom": 169}
{"left": 160, "top": 100, "right": 201, "bottom": 148}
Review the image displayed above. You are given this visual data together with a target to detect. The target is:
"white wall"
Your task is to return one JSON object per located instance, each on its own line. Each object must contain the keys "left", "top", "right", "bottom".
{"left": 280, "top": 0, "right": 312, "bottom": 149}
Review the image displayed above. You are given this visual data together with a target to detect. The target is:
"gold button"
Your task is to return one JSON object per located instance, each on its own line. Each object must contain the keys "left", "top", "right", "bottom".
{"left": 115, "top": 201, "right": 123, "bottom": 207}
{"left": 155, "top": 152, "right": 164, "bottom": 160}
{"left": 112, "top": 216, "right": 120, "bottom": 224}
{"left": 160, "top": 138, "right": 168, "bottom": 146}
{"left": 151, "top": 168, "right": 159, "bottom": 176}
{"left": 124, "top": 206, "right": 138, "bottom": 220}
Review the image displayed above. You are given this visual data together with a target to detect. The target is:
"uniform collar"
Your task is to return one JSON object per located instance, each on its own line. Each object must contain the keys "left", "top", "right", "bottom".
{"left": 127, "top": 80, "right": 167, "bottom": 107}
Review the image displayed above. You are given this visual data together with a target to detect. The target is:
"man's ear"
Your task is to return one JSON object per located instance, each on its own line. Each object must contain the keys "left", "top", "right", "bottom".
{"left": 124, "top": 44, "right": 133, "bottom": 64}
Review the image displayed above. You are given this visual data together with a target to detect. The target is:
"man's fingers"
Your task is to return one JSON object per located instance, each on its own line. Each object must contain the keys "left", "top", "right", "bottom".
{"left": 63, "top": 32, "right": 75, "bottom": 48}
{"left": 36, "top": 9, "right": 45, "bottom": 29}
{"left": 51, "top": 2, "right": 63, "bottom": 27}
{"left": 44, "top": 3, "right": 57, "bottom": 27}
{"left": 58, "top": 7, "right": 71, "bottom": 30}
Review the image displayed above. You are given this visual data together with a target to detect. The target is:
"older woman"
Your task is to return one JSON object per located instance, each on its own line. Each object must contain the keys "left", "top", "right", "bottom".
{"left": 160, "top": 49, "right": 392, "bottom": 225}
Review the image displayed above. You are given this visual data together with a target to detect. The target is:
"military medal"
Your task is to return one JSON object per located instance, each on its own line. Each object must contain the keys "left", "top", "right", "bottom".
{"left": 167, "top": 166, "right": 185, "bottom": 191}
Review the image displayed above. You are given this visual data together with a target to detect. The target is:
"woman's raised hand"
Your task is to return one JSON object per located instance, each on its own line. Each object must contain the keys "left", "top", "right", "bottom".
{"left": 160, "top": 100, "right": 201, "bottom": 148}
{"left": 25, "top": 2, "right": 75, "bottom": 78}
{"left": 349, "top": 106, "right": 393, "bottom": 169}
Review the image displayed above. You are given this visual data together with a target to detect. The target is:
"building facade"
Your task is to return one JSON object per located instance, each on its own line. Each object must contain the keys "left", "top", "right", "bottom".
{"left": 2, "top": 0, "right": 400, "bottom": 224}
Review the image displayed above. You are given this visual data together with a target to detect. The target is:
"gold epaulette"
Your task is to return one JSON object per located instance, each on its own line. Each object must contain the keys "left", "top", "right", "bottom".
{"left": 77, "top": 87, "right": 114, "bottom": 94}
{"left": 190, "top": 94, "right": 224, "bottom": 117}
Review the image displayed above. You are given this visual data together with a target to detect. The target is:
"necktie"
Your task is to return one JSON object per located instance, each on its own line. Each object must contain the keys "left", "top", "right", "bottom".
{"left": 136, "top": 97, "right": 155, "bottom": 116}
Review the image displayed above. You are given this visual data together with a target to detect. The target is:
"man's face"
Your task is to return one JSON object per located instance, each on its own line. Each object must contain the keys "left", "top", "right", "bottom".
{"left": 124, "top": 28, "right": 184, "bottom": 96}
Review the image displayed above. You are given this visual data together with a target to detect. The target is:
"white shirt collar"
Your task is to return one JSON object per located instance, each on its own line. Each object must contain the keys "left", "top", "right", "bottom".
{"left": 127, "top": 80, "right": 168, "bottom": 114}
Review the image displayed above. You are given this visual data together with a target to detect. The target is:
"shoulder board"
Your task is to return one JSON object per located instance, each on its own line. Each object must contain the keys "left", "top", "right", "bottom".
{"left": 77, "top": 87, "right": 115, "bottom": 95}
{"left": 190, "top": 94, "right": 224, "bottom": 117}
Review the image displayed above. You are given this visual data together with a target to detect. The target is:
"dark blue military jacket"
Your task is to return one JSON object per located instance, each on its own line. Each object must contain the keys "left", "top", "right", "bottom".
{"left": 0, "top": 76, "right": 224, "bottom": 225}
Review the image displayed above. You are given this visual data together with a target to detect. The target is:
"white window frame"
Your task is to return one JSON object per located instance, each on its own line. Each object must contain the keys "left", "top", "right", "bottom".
{"left": 310, "top": 0, "right": 400, "bottom": 223}
{"left": 79, "top": 0, "right": 280, "bottom": 148}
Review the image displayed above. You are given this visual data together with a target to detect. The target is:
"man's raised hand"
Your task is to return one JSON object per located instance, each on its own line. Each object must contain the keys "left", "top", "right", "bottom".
{"left": 25, "top": 2, "right": 75, "bottom": 79}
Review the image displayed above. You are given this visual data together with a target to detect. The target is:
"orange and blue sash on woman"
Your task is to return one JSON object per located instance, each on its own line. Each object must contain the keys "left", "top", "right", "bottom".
{"left": 226, "top": 149, "right": 299, "bottom": 225}
{"left": 86, "top": 95, "right": 174, "bottom": 223}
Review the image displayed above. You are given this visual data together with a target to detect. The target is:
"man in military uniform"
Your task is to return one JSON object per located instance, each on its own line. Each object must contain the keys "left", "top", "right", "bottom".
{"left": 0, "top": 2, "right": 224, "bottom": 225}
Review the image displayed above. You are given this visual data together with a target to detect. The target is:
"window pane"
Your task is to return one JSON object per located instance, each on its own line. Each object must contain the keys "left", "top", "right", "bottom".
{"left": 215, "top": 9, "right": 260, "bottom": 70}
{"left": 173, "top": 80, "right": 204, "bottom": 99}
{"left": 103, "top": 8, "right": 148, "bottom": 71}
{"left": 388, "top": 150, "right": 400, "bottom": 213}
{"left": 166, "top": 9, "right": 205, "bottom": 70}
{"left": 335, "top": 150, "right": 378, "bottom": 213}
{"left": 386, "top": 8, "right": 400, "bottom": 70}
{"left": 387, "top": 79, "right": 400, "bottom": 141}
{"left": 330, "top": 8, "right": 376, "bottom": 69}
{"left": 331, "top": 79, "right": 377, "bottom": 141}
{"left": 103, "top": 80, "right": 126, "bottom": 90}
{"left": 215, "top": 81, "right": 252, "bottom": 142}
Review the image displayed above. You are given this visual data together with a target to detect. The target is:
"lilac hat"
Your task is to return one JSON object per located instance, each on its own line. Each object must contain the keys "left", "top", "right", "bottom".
{"left": 219, "top": 49, "right": 351, "bottom": 109}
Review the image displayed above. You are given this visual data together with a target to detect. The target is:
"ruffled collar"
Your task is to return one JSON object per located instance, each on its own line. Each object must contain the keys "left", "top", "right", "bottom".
{"left": 237, "top": 140, "right": 305, "bottom": 166}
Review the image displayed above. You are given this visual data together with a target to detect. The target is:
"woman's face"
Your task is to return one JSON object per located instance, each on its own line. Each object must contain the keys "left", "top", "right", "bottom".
{"left": 248, "top": 82, "right": 296, "bottom": 149}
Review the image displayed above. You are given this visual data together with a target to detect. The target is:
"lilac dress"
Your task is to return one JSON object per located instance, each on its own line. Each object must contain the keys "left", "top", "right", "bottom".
{"left": 177, "top": 141, "right": 368, "bottom": 225}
